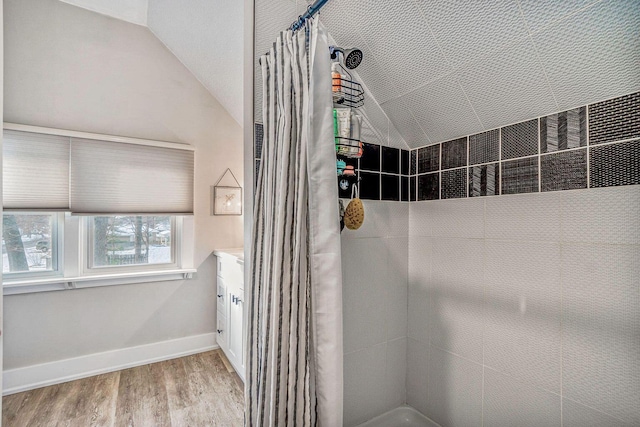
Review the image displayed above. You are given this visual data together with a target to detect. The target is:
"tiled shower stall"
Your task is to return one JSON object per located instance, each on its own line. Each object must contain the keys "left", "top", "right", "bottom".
{"left": 253, "top": 0, "right": 639, "bottom": 425}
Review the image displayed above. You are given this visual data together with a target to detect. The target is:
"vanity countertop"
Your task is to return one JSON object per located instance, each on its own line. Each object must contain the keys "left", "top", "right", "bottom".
{"left": 214, "top": 248, "right": 244, "bottom": 262}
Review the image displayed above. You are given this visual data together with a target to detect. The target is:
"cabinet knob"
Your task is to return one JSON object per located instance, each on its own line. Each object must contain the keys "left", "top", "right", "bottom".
{"left": 217, "top": 294, "right": 223, "bottom": 298}
{"left": 217, "top": 329, "right": 223, "bottom": 334}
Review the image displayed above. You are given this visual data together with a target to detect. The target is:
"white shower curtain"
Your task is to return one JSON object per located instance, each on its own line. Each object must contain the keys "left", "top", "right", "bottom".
{"left": 247, "top": 18, "right": 344, "bottom": 427}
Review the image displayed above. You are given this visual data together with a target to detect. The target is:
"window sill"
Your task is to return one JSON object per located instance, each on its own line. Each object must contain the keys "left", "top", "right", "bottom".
{"left": 2, "top": 268, "right": 197, "bottom": 295}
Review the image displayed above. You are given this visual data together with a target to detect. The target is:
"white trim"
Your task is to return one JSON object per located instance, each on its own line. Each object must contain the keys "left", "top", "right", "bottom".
{"left": 0, "top": 212, "right": 64, "bottom": 282}
{"left": 3, "top": 333, "right": 219, "bottom": 395}
{"left": 3, "top": 214, "right": 196, "bottom": 295}
{"left": 3, "top": 122, "right": 194, "bottom": 151}
{"left": 3, "top": 268, "right": 197, "bottom": 295}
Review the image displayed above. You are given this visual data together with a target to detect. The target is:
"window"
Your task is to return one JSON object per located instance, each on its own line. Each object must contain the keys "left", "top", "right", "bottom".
{"left": 2, "top": 124, "right": 196, "bottom": 294}
{"left": 89, "top": 216, "right": 174, "bottom": 268}
{"left": 2, "top": 213, "right": 60, "bottom": 275}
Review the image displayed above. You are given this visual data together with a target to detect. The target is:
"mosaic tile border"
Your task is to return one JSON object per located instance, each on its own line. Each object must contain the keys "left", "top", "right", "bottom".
{"left": 409, "top": 91, "right": 640, "bottom": 201}
{"left": 253, "top": 92, "right": 639, "bottom": 202}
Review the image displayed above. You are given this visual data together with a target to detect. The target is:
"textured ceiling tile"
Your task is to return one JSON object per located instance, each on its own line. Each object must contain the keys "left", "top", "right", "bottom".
{"left": 322, "top": 2, "right": 404, "bottom": 104}
{"left": 255, "top": 0, "right": 297, "bottom": 57}
{"left": 354, "top": 0, "right": 451, "bottom": 97}
{"left": 415, "top": 0, "right": 529, "bottom": 69}
{"left": 349, "top": 43, "right": 402, "bottom": 105}
{"left": 532, "top": 0, "right": 640, "bottom": 111}
{"left": 296, "top": 0, "right": 311, "bottom": 15}
{"left": 456, "top": 36, "right": 558, "bottom": 130}
{"left": 381, "top": 97, "right": 430, "bottom": 148}
{"left": 404, "top": 74, "right": 484, "bottom": 144}
{"left": 318, "top": 0, "right": 366, "bottom": 47}
{"left": 518, "top": 0, "right": 599, "bottom": 34}
{"left": 388, "top": 122, "right": 410, "bottom": 150}
{"left": 359, "top": 95, "right": 389, "bottom": 147}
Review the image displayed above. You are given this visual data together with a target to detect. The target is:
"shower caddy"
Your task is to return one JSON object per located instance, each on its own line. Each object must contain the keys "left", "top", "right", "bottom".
{"left": 333, "top": 60, "right": 365, "bottom": 195}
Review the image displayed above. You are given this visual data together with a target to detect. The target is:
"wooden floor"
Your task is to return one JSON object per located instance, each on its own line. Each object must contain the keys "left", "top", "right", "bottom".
{"left": 2, "top": 350, "right": 244, "bottom": 427}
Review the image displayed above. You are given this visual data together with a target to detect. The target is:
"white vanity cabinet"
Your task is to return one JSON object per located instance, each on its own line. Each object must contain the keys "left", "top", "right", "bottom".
{"left": 214, "top": 249, "right": 245, "bottom": 381}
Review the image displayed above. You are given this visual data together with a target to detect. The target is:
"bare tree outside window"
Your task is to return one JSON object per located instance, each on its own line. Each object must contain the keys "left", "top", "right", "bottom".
{"left": 2, "top": 214, "right": 54, "bottom": 273}
{"left": 92, "top": 216, "right": 172, "bottom": 267}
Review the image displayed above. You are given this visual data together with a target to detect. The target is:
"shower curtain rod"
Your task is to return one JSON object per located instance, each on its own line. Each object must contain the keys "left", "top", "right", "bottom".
{"left": 290, "top": 0, "right": 330, "bottom": 31}
{"left": 258, "top": 0, "right": 330, "bottom": 63}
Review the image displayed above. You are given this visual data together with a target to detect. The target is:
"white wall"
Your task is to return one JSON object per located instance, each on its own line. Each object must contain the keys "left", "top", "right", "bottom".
{"left": 407, "top": 186, "right": 640, "bottom": 426}
{"left": 3, "top": 0, "right": 243, "bottom": 370}
{"left": 58, "top": 0, "right": 148, "bottom": 26}
{"left": 340, "top": 201, "right": 408, "bottom": 426}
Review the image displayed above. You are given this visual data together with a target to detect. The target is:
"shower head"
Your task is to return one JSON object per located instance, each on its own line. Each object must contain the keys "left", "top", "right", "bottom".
{"left": 330, "top": 46, "right": 363, "bottom": 69}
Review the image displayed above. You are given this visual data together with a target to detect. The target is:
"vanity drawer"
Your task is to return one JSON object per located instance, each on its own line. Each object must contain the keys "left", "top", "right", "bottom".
{"left": 216, "top": 256, "right": 225, "bottom": 279}
{"left": 217, "top": 254, "right": 243, "bottom": 284}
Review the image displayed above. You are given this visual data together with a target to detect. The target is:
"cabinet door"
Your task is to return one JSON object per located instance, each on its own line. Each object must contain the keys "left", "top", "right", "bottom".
{"left": 216, "top": 314, "right": 228, "bottom": 351}
{"left": 228, "top": 291, "right": 244, "bottom": 378}
{"left": 217, "top": 278, "right": 227, "bottom": 317}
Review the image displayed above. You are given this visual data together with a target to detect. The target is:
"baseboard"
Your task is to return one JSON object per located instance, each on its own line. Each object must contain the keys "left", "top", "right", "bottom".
{"left": 3, "top": 332, "right": 219, "bottom": 395}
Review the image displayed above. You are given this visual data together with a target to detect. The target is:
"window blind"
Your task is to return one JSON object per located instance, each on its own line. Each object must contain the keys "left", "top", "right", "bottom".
{"left": 69, "top": 138, "right": 194, "bottom": 214}
{"left": 2, "top": 130, "right": 70, "bottom": 210}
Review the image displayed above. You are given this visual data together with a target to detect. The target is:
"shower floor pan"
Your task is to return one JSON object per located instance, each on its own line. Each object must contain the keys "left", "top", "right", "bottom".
{"left": 357, "top": 406, "right": 440, "bottom": 427}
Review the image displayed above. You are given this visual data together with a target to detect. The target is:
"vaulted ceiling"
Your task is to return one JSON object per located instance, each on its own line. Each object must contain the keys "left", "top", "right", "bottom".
{"left": 55, "top": 0, "right": 640, "bottom": 143}
{"left": 57, "top": 0, "right": 244, "bottom": 125}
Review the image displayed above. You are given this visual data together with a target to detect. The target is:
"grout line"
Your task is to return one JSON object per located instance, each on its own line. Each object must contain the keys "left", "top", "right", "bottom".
{"left": 540, "top": 145, "right": 589, "bottom": 156}
{"left": 586, "top": 106, "right": 591, "bottom": 189}
{"left": 466, "top": 137, "right": 471, "bottom": 198}
{"left": 561, "top": 395, "right": 633, "bottom": 425}
{"left": 526, "top": 0, "right": 605, "bottom": 37}
{"left": 514, "top": 0, "right": 534, "bottom": 35}
{"left": 538, "top": 118, "right": 542, "bottom": 193}
{"left": 410, "top": 0, "right": 454, "bottom": 71}
{"left": 482, "top": 365, "right": 562, "bottom": 397}
{"left": 481, "top": 232, "right": 487, "bottom": 427}
{"left": 499, "top": 128, "right": 503, "bottom": 195}
{"left": 583, "top": 136, "right": 639, "bottom": 147}
{"left": 526, "top": 30, "right": 560, "bottom": 110}
{"left": 457, "top": 79, "right": 486, "bottom": 130}
{"left": 439, "top": 145, "right": 443, "bottom": 200}
{"left": 399, "top": 106, "right": 432, "bottom": 146}
{"left": 559, "top": 242, "right": 564, "bottom": 427}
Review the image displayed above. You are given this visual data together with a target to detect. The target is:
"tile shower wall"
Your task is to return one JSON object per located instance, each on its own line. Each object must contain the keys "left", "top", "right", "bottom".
{"left": 255, "top": 127, "right": 408, "bottom": 425}
{"left": 341, "top": 201, "right": 408, "bottom": 427}
{"left": 407, "top": 185, "right": 640, "bottom": 426}
{"left": 410, "top": 92, "right": 640, "bottom": 201}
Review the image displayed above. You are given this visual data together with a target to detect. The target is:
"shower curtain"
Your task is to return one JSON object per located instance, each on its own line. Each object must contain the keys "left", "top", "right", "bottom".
{"left": 247, "top": 18, "right": 344, "bottom": 427}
